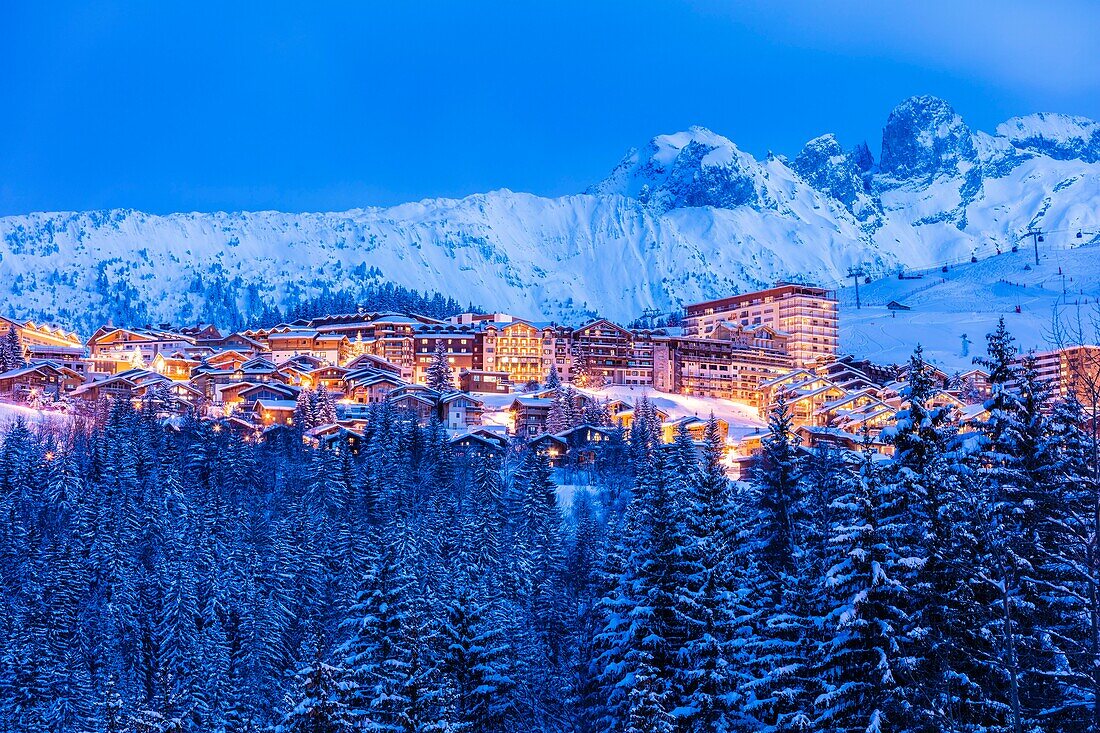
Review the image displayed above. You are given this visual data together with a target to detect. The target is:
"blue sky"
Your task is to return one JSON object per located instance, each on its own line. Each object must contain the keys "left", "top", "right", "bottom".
{"left": 1, "top": 1, "right": 1098, "bottom": 215}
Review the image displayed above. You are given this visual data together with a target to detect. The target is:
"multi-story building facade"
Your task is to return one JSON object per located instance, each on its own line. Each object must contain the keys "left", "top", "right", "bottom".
{"left": 411, "top": 324, "right": 479, "bottom": 387}
{"left": 1028, "top": 345, "right": 1100, "bottom": 411}
{"left": 0, "top": 317, "right": 86, "bottom": 373}
{"left": 570, "top": 320, "right": 655, "bottom": 386}
{"left": 479, "top": 320, "right": 569, "bottom": 387}
{"left": 683, "top": 283, "right": 839, "bottom": 367}
{"left": 86, "top": 326, "right": 196, "bottom": 373}
{"left": 265, "top": 328, "right": 350, "bottom": 366}
{"left": 652, "top": 335, "right": 792, "bottom": 407}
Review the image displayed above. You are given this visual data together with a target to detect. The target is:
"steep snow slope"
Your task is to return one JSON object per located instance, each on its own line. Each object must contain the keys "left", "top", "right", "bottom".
{"left": 841, "top": 240, "right": 1100, "bottom": 372}
{"left": 2, "top": 96, "right": 1100, "bottom": 335}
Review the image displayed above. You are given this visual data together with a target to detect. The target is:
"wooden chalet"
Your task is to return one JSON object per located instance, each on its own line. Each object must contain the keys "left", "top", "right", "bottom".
{"left": 151, "top": 351, "right": 201, "bottom": 381}
{"left": 304, "top": 423, "right": 364, "bottom": 452}
{"left": 344, "top": 352, "right": 405, "bottom": 377}
{"left": 234, "top": 382, "right": 300, "bottom": 413}
{"left": 343, "top": 370, "right": 406, "bottom": 405}
{"left": 388, "top": 392, "right": 438, "bottom": 423}
{"left": 204, "top": 349, "right": 255, "bottom": 371}
{"left": 449, "top": 429, "right": 509, "bottom": 458}
{"left": 0, "top": 361, "right": 84, "bottom": 401}
{"left": 309, "top": 365, "right": 350, "bottom": 394}
{"left": 510, "top": 396, "right": 553, "bottom": 438}
{"left": 253, "top": 399, "right": 298, "bottom": 426}
{"left": 610, "top": 405, "right": 671, "bottom": 430}
{"left": 556, "top": 424, "right": 615, "bottom": 465}
{"left": 660, "top": 415, "right": 730, "bottom": 444}
{"left": 438, "top": 391, "right": 485, "bottom": 431}
{"left": 458, "top": 369, "right": 512, "bottom": 394}
{"left": 528, "top": 433, "right": 568, "bottom": 467}
{"left": 87, "top": 326, "right": 195, "bottom": 372}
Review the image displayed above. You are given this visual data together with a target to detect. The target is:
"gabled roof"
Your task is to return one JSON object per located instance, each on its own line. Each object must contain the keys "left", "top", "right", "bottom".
{"left": 556, "top": 425, "right": 615, "bottom": 440}
{"left": 305, "top": 423, "right": 364, "bottom": 440}
{"left": 439, "top": 391, "right": 484, "bottom": 406}
{"left": 0, "top": 360, "right": 81, "bottom": 380}
{"left": 510, "top": 396, "right": 552, "bottom": 409}
{"left": 389, "top": 384, "right": 441, "bottom": 399}
{"left": 267, "top": 328, "right": 320, "bottom": 339}
{"left": 240, "top": 356, "right": 276, "bottom": 370}
{"left": 344, "top": 353, "right": 403, "bottom": 372}
{"left": 152, "top": 351, "right": 201, "bottom": 364}
{"left": 572, "top": 318, "right": 632, "bottom": 339}
{"left": 280, "top": 354, "right": 326, "bottom": 369}
{"left": 254, "top": 399, "right": 297, "bottom": 412}
{"left": 388, "top": 393, "right": 437, "bottom": 408}
{"left": 817, "top": 389, "right": 878, "bottom": 413}
{"left": 89, "top": 326, "right": 195, "bottom": 344}
{"left": 71, "top": 373, "right": 142, "bottom": 395}
{"left": 663, "top": 415, "right": 707, "bottom": 428}
{"left": 449, "top": 431, "right": 508, "bottom": 450}
{"left": 216, "top": 333, "right": 267, "bottom": 351}
{"left": 345, "top": 371, "right": 406, "bottom": 389}
{"left": 239, "top": 382, "right": 299, "bottom": 399}
{"left": 784, "top": 383, "right": 842, "bottom": 405}
{"left": 528, "top": 432, "right": 567, "bottom": 447}
{"left": 760, "top": 368, "right": 817, "bottom": 389}
{"left": 310, "top": 365, "right": 349, "bottom": 377}
{"left": 216, "top": 381, "right": 261, "bottom": 398}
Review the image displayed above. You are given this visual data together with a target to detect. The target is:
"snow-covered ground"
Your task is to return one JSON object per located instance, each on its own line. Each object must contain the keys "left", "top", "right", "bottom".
{"left": 475, "top": 384, "right": 766, "bottom": 442}
{"left": 584, "top": 384, "right": 765, "bottom": 438}
{"left": 3, "top": 97, "right": 1100, "bottom": 332}
{"left": 0, "top": 401, "right": 71, "bottom": 429}
{"left": 840, "top": 241, "right": 1100, "bottom": 372}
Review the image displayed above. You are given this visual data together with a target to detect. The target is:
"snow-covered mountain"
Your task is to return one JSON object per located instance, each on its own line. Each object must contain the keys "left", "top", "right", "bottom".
{"left": 3, "top": 95, "right": 1100, "bottom": 333}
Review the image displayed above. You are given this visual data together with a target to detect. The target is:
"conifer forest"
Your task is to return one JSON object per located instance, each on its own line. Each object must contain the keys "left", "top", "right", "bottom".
{"left": 3, "top": 323, "right": 1100, "bottom": 733}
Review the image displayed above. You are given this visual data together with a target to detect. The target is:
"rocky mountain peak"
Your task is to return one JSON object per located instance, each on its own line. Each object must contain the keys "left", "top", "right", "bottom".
{"left": 588, "top": 127, "right": 764, "bottom": 213}
{"left": 879, "top": 95, "right": 977, "bottom": 184}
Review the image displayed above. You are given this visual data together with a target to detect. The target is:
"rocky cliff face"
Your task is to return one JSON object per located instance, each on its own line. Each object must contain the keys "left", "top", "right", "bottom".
{"left": 878, "top": 95, "right": 979, "bottom": 185}
{"left": 792, "top": 134, "right": 882, "bottom": 226}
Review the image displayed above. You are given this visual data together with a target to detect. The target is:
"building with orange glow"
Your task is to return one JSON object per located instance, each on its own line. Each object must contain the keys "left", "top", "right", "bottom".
{"left": 682, "top": 283, "right": 838, "bottom": 367}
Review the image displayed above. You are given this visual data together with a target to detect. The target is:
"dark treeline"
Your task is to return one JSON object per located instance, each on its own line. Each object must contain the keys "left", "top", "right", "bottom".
{"left": 2, "top": 319, "right": 1100, "bottom": 732}
{"left": 255, "top": 282, "right": 480, "bottom": 329}
{"left": 19, "top": 275, "right": 478, "bottom": 338}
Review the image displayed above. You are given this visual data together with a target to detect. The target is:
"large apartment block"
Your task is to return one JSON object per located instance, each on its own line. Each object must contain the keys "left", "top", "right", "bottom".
{"left": 682, "top": 283, "right": 839, "bottom": 367}
{"left": 570, "top": 320, "right": 656, "bottom": 386}
{"left": 479, "top": 320, "right": 569, "bottom": 387}
{"left": 1027, "top": 345, "right": 1100, "bottom": 410}
{"left": 652, "top": 336, "right": 792, "bottom": 407}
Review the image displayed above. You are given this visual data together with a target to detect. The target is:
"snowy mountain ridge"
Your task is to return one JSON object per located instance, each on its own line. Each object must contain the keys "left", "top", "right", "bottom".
{"left": 3, "top": 95, "right": 1100, "bottom": 334}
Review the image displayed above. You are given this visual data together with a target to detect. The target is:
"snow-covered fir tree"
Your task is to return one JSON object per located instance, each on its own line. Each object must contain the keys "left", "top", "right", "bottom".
{"left": 425, "top": 341, "right": 455, "bottom": 392}
{"left": 0, "top": 319, "right": 1096, "bottom": 733}
{"left": 0, "top": 324, "right": 25, "bottom": 372}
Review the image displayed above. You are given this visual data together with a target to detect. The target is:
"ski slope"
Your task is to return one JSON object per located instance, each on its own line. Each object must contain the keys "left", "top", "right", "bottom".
{"left": 840, "top": 240, "right": 1100, "bottom": 372}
